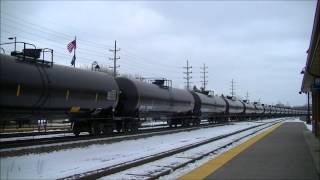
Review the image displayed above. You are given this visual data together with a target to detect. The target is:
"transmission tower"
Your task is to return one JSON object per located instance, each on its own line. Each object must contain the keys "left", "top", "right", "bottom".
{"left": 230, "top": 79, "right": 236, "bottom": 97}
{"left": 200, "top": 63, "right": 208, "bottom": 91}
{"left": 109, "top": 40, "right": 120, "bottom": 77}
{"left": 245, "top": 91, "right": 249, "bottom": 101}
{"left": 183, "top": 60, "right": 192, "bottom": 90}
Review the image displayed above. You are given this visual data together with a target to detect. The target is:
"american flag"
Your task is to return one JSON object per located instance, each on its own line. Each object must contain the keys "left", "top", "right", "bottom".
{"left": 67, "top": 39, "right": 76, "bottom": 53}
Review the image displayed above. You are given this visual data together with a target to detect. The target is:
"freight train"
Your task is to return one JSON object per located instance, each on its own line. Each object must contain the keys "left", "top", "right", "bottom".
{"left": 0, "top": 42, "right": 307, "bottom": 136}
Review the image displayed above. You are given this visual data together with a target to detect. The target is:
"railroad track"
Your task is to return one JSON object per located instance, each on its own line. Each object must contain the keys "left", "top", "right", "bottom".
{"left": 0, "top": 129, "right": 71, "bottom": 138}
{"left": 60, "top": 119, "right": 283, "bottom": 180}
{"left": 0, "top": 118, "right": 266, "bottom": 150}
{"left": 0, "top": 121, "right": 231, "bottom": 157}
{"left": 0, "top": 123, "right": 176, "bottom": 149}
{"left": 0, "top": 122, "right": 168, "bottom": 139}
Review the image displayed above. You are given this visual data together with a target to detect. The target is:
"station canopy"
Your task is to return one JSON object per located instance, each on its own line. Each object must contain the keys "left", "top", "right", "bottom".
{"left": 301, "top": 1, "right": 320, "bottom": 93}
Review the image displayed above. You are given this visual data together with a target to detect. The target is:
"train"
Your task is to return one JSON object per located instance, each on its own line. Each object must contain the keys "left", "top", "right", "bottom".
{"left": 0, "top": 42, "right": 308, "bottom": 136}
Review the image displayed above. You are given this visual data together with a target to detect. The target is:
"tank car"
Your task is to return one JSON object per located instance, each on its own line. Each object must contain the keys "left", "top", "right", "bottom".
{"left": 0, "top": 48, "right": 119, "bottom": 135}
{"left": 222, "top": 96, "right": 245, "bottom": 120}
{"left": 115, "top": 77, "right": 195, "bottom": 129}
{"left": 241, "top": 100, "right": 256, "bottom": 119}
{"left": 270, "top": 106, "right": 277, "bottom": 117}
{"left": 190, "top": 91, "right": 227, "bottom": 123}
{"left": 253, "top": 102, "right": 264, "bottom": 118}
{"left": 264, "top": 105, "right": 273, "bottom": 117}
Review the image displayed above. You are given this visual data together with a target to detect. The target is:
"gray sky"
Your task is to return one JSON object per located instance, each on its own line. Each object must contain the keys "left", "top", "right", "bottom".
{"left": 0, "top": 1, "right": 317, "bottom": 106}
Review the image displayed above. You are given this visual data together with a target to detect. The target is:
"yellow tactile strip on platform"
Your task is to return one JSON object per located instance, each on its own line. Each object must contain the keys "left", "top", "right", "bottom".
{"left": 178, "top": 123, "right": 283, "bottom": 180}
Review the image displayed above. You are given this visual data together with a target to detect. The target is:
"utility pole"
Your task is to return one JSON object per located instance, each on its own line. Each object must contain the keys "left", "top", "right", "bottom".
{"left": 183, "top": 60, "right": 192, "bottom": 90}
{"left": 200, "top": 63, "right": 208, "bottom": 91}
{"left": 109, "top": 40, "right": 120, "bottom": 77}
{"left": 230, "top": 79, "right": 236, "bottom": 97}
{"left": 245, "top": 91, "right": 249, "bottom": 101}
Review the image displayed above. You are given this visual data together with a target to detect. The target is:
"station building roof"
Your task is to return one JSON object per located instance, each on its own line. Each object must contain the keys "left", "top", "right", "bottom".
{"left": 301, "top": 1, "right": 320, "bottom": 93}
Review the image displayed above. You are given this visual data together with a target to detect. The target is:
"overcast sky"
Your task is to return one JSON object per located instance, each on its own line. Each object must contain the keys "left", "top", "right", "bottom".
{"left": 0, "top": 1, "right": 317, "bottom": 106}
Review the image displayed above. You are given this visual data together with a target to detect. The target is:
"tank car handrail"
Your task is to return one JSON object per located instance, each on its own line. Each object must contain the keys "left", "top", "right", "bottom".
{"left": 0, "top": 41, "right": 37, "bottom": 50}
{"left": 1, "top": 42, "right": 54, "bottom": 67}
{"left": 42, "top": 48, "right": 54, "bottom": 66}
{"left": 1, "top": 41, "right": 37, "bottom": 60}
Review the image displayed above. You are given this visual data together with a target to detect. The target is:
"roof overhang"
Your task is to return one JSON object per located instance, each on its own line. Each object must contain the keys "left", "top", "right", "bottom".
{"left": 301, "top": 1, "right": 320, "bottom": 93}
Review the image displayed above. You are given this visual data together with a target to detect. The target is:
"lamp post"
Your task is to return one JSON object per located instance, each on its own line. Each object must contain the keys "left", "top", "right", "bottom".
{"left": 300, "top": 68, "right": 311, "bottom": 124}
{"left": 307, "top": 92, "right": 311, "bottom": 124}
{"left": 91, "top": 61, "right": 100, "bottom": 71}
{"left": 299, "top": 91, "right": 311, "bottom": 124}
{"left": 8, "top": 37, "right": 17, "bottom": 52}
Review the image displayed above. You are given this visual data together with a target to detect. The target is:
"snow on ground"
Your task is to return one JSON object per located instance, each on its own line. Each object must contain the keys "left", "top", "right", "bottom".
{"left": 0, "top": 118, "right": 285, "bottom": 180}
{"left": 304, "top": 122, "right": 313, "bottom": 131}
{"left": 283, "top": 117, "right": 312, "bottom": 132}
{"left": 285, "top": 118, "right": 304, "bottom": 122}
{"left": 102, "top": 123, "right": 276, "bottom": 180}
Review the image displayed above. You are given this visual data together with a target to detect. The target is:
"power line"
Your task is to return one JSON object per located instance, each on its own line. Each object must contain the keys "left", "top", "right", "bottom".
{"left": 1, "top": 17, "right": 184, "bottom": 76}
{"left": 200, "top": 63, "right": 208, "bottom": 91}
{"left": 1, "top": 11, "right": 114, "bottom": 49}
{"left": 183, "top": 60, "right": 192, "bottom": 90}
{"left": 0, "top": 14, "right": 186, "bottom": 78}
{"left": 0, "top": 29, "right": 182, "bottom": 79}
{"left": 120, "top": 53, "right": 182, "bottom": 73}
{"left": 0, "top": 23, "right": 108, "bottom": 61}
{"left": 109, "top": 40, "right": 120, "bottom": 77}
{"left": 121, "top": 49, "right": 181, "bottom": 69}
{"left": 0, "top": 12, "right": 196, "bottom": 87}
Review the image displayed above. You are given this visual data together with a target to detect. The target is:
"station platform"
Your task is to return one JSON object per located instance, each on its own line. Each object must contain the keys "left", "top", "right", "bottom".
{"left": 179, "top": 122, "right": 320, "bottom": 180}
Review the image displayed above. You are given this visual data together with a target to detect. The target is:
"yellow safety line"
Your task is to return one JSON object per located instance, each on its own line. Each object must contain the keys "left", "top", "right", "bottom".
{"left": 178, "top": 123, "right": 283, "bottom": 180}
{"left": 16, "top": 84, "right": 21, "bottom": 96}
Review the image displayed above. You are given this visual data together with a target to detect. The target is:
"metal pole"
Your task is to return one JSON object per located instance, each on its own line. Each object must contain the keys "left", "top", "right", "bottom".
{"left": 74, "top": 36, "right": 76, "bottom": 68}
{"left": 187, "top": 60, "right": 189, "bottom": 89}
{"left": 109, "top": 40, "right": 120, "bottom": 77}
{"left": 307, "top": 92, "right": 311, "bottom": 124}
{"left": 14, "top": 37, "right": 16, "bottom": 52}
{"left": 114, "top": 41, "right": 117, "bottom": 77}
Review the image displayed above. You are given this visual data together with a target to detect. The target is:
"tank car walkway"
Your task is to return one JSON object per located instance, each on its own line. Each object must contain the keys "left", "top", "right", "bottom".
{"left": 179, "top": 122, "right": 319, "bottom": 180}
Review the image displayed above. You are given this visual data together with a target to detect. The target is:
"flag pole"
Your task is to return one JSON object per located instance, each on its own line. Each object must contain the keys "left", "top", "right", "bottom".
{"left": 73, "top": 36, "right": 76, "bottom": 67}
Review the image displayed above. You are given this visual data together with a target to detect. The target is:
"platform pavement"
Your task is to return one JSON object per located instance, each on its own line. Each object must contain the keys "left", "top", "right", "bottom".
{"left": 179, "top": 122, "right": 319, "bottom": 180}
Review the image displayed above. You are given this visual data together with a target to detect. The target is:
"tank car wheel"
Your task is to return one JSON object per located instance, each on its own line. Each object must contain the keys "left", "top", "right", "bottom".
{"left": 103, "top": 125, "right": 113, "bottom": 135}
{"left": 183, "top": 119, "right": 191, "bottom": 127}
{"left": 73, "top": 129, "right": 80, "bottom": 136}
{"left": 131, "top": 123, "right": 139, "bottom": 132}
{"left": 167, "top": 119, "right": 173, "bottom": 128}
{"left": 196, "top": 118, "right": 201, "bottom": 126}
{"left": 123, "top": 121, "right": 130, "bottom": 132}
{"left": 72, "top": 122, "right": 81, "bottom": 136}
{"left": 116, "top": 121, "right": 122, "bottom": 132}
{"left": 90, "top": 122, "right": 101, "bottom": 136}
{"left": 208, "top": 118, "right": 213, "bottom": 124}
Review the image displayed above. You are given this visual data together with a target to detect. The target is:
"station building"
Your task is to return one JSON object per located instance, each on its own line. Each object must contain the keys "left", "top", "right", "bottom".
{"left": 301, "top": 0, "right": 320, "bottom": 139}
